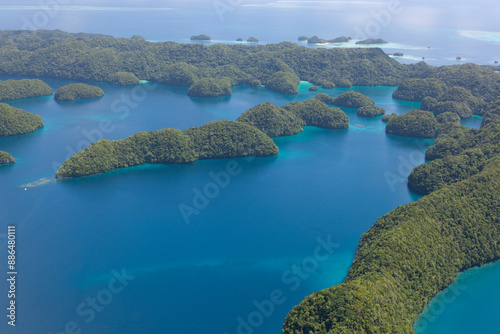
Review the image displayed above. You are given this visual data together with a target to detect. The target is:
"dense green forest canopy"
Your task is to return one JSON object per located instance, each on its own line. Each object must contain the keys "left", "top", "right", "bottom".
{"left": 357, "top": 105, "right": 385, "bottom": 117}
{"left": 0, "top": 151, "right": 15, "bottom": 164}
{"left": 0, "top": 79, "right": 52, "bottom": 102}
{"left": 314, "top": 91, "right": 375, "bottom": 108}
{"left": 385, "top": 109, "right": 438, "bottom": 138}
{"left": 56, "top": 120, "right": 278, "bottom": 178}
{"left": 283, "top": 148, "right": 500, "bottom": 333}
{"left": 0, "top": 103, "right": 43, "bottom": 136}
{"left": 1, "top": 29, "right": 496, "bottom": 97}
{"left": 187, "top": 77, "right": 232, "bottom": 97}
{"left": 281, "top": 99, "right": 350, "bottom": 129}
{"left": 54, "top": 83, "right": 104, "bottom": 101}
{"left": 106, "top": 71, "right": 140, "bottom": 86}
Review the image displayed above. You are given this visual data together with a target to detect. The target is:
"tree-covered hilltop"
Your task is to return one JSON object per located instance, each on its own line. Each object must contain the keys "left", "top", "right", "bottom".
{"left": 419, "top": 86, "right": 487, "bottom": 119}
{"left": 314, "top": 91, "right": 375, "bottom": 108}
{"left": 385, "top": 109, "right": 438, "bottom": 138}
{"left": 282, "top": 99, "right": 349, "bottom": 129}
{"left": 56, "top": 120, "right": 278, "bottom": 178}
{"left": 0, "top": 79, "right": 52, "bottom": 102}
{"left": 0, "top": 151, "right": 15, "bottom": 164}
{"left": 106, "top": 71, "right": 140, "bottom": 86}
{"left": 408, "top": 121, "right": 500, "bottom": 195}
{"left": 436, "top": 111, "right": 460, "bottom": 124}
{"left": 236, "top": 102, "right": 305, "bottom": 137}
{"left": 283, "top": 154, "right": 500, "bottom": 334}
{"left": 357, "top": 105, "right": 385, "bottom": 117}
{"left": 0, "top": 103, "right": 43, "bottom": 136}
{"left": 355, "top": 38, "right": 388, "bottom": 44}
{"left": 481, "top": 99, "right": 500, "bottom": 128}
{"left": 187, "top": 77, "right": 232, "bottom": 97}
{"left": 54, "top": 83, "right": 104, "bottom": 101}
{"left": 392, "top": 78, "right": 448, "bottom": 101}
{"left": 264, "top": 71, "right": 301, "bottom": 95}
{"left": 382, "top": 113, "right": 397, "bottom": 122}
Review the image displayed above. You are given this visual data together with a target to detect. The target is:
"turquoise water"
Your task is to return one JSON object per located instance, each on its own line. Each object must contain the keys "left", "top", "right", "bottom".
{"left": 0, "top": 1, "right": 499, "bottom": 332}
{"left": 1, "top": 78, "right": 428, "bottom": 333}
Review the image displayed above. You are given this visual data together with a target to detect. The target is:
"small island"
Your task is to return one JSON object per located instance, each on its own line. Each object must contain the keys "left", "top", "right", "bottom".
{"left": 392, "top": 78, "right": 448, "bottom": 101}
{"left": 106, "top": 72, "right": 140, "bottom": 86}
{"left": 316, "top": 91, "right": 375, "bottom": 108}
{"left": 308, "top": 85, "right": 318, "bottom": 91}
{"left": 382, "top": 113, "right": 397, "bottom": 122}
{"left": 355, "top": 38, "right": 388, "bottom": 44}
{"left": 393, "top": 52, "right": 404, "bottom": 57}
{"left": 237, "top": 102, "right": 304, "bottom": 137}
{"left": 436, "top": 111, "right": 461, "bottom": 124}
{"left": 236, "top": 38, "right": 243, "bottom": 42}
{"left": 307, "top": 36, "right": 327, "bottom": 44}
{"left": 0, "top": 103, "right": 44, "bottom": 137}
{"left": 187, "top": 78, "right": 232, "bottom": 97}
{"left": 0, "top": 151, "right": 15, "bottom": 165}
{"left": 190, "top": 34, "right": 211, "bottom": 41}
{"left": 298, "top": 36, "right": 309, "bottom": 41}
{"left": 54, "top": 83, "right": 104, "bottom": 101}
{"left": 328, "top": 36, "right": 349, "bottom": 43}
{"left": 281, "top": 99, "right": 349, "bottom": 129}
{"left": 56, "top": 120, "right": 278, "bottom": 178}
{"left": 247, "top": 37, "right": 259, "bottom": 43}
{"left": 385, "top": 109, "right": 438, "bottom": 138}
{"left": 0, "top": 79, "right": 53, "bottom": 102}
{"left": 357, "top": 105, "right": 385, "bottom": 117}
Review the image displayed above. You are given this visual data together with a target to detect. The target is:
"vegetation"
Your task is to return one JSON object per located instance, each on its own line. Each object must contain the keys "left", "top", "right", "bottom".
{"left": 265, "top": 71, "right": 300, "bottom": 95}
{"left": 106, "top": 72, "right": 140, "bottom": 86}
{"left": 357, "top": 105, "right": 385, "bottom": 117}
{"left": 187, "top": 78, "right": 232, "bottom": 97}
{"left": 386, "top": 109, "right": 438, "bottom": 138}
{"left": 309, "top": 85, "right": 318, "bottom": 91}
{"left": 328, "top": 36, "right": 349, "bottom": 43}
{"left": 54, "top": 83, "right": 104, "bottom": 101}
{"left": 190, "top": 34, "right": 211, "bottom": 41}
{"left": 283, "top": 153, "right": 500, "bottom": 333}
{"left": 282, "top": 99, "right": 349, "bottom": 129}
{"left": 392, "top": 78, "right": 448, "bottom": 101}
{"left": 308, "top": 36, "right": 327, "bottom": 44}
{"left": 0, "top": 151, "right": 15, "bottom": 164}
{"left": 0, "top": 103, "right": 43, "bottom": 136}
{"left": 56, "top": 120, "right": 278, "bottom": 178}
{"left": 298, "top": 36, "right": 309, "bottom": 41}
{"left": 247, "top": 37, "right": 259, "bottom": 43}
{"left": 236, "top": 102, "right": 304, "bottom": 137}
{"left": 436, "top": 111, "right": 460, "bottom": 124}
{"left": 355, "top": 38, "right": 388, "bottom": 44}
{"left": 382, "top": 113, "right": 397, "bottom": 123}
{"left": 481, "top": 99, "right": 500, "bottom": 128}
{"left": 0, "top": 79, "right": 52, "bottom": 102}
{"left": 333, "top": 91, "right": 375, "bottom": 108}
{"left": 432, "top": 101, "right": 472, "bottom": 119}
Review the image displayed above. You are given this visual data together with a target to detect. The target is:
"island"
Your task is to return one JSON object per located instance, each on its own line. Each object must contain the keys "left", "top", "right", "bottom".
{"left": 281, "top": 99, "right": 349, "bottom": 129}
{"left": 187, "top": 78, "right": 232, "bottom": 97}
{"left": 314, "top": 91, "right": 375, "bottom": 109}
{"left": 0, "top": 79, "right": 52, "bottom": 102}
{"left": 247, "top": 37, "right": 259, "bottom": 43}
{"left": 419, "top": 86, "right": 486, "bottom": 118}
{"left": 393, "top": 52, "right": 404, "bottom": 56}
{"left": 385, "top": 109, "right": 438, "bottom": 138}
{"left": 298, "top": 36, "right": 309, "bottom": 41}
{"left": 54, "top": 83, "right": 104, "bottom": 101}
{"left": 190, "top": 34, "right": 211, "bottom": 41}
{"left": 56, "top": 120, "right": 278, "bottom": 178}
{"left": 382, "top": 112, "right": 397, "bottom": 122}
{"left": 355, "top": 38, "right": 388, "bottom": 44}
{"left": 328, "top": 36, "right": 349, "bottom": 43}
{"left": 236, "top": 38, "right": 243, "bottom": 42}
{"left": 436, "top": 111, "right": 461, "bottom": 124}
{"left": 0, "top": 103, "right": 44, "bottom": 137}
{"left": 357, "top": 105, "right": 386, "bottom": 117}
{"left": 307, "top": 36, "right": 327, "bottom": 44}
{"left": 236, "top": 102, "right": 305, "bottom": 137}
{"left": 308, "top": 85, "right": 318, "bottom": 91}
{"left": 392, "top": 78, "right": 448, "bottom": 101}
{"left": 283, "top": 150, "right": 500, "bottom": 333}
{"left": 106, "top": 72, "right": 140, "bottom": 86}
{"left": 0, "top": 151, "right": 15, "bottom": 165}
{"left": 265, "top": 71, "right": 300, "bottom": 95}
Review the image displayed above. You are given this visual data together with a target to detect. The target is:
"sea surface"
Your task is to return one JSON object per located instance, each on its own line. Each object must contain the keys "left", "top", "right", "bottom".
{"left": 0, "top": 1, "right": 498, "bottom": 333}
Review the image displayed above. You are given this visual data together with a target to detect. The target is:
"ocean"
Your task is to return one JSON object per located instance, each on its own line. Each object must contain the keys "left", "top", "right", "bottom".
{"left": 0, "top": 1, "right": 498, "bottom": 333}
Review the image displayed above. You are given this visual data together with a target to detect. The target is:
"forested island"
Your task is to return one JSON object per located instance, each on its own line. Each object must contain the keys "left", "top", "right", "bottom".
{"left": 357, "top": 105, "right": 386, "bottom": 117}
{"left": 56, "top": 120, "right": 278, "bottom": 178}
{"left": 355, "top": 38, "right": 388, "bottom": 44}
{"left": 385, "top": 109, "right": 438, "bottom": 138}
{"left": 0, "top": 79, "right": 52, "bottom": 102}
{"left": 54, "top": 83, "right": 104, "bottom": 101}
{"left": 106, "top": 72, "right": 140, "bottom": 86}
{"left": 314, "top": 91, "right": 375, "bottom": 108}
{"left": 190, "top": 34, "right": 211, "bottom": 41}
{"left": 0, "top": 103, "right": 43, "bottom": 136}
{"left": 0, "top": 151, "right": 15, "bottom": 164}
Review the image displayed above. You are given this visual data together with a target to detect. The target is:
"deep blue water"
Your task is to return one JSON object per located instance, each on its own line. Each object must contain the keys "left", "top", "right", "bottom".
{"left": 0, "top": 1, "right": 498, "bottom": 333}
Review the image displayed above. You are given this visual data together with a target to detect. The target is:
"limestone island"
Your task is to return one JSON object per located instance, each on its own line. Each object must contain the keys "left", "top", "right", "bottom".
{"left": 419, "top": 86, "right": 486, "bottom": 119}
{"left": 309, "top": 85, "right": 318, "bottom": 91}
{"left": 187, "top": 78, "right": 232, "bottom": 97}
{"left": 54, "top": 83, "right": 104, "bottom": 101}
{"left": 236, "top": 38, "right": 243, "bottom": 42}
{"left": 0, "top": 79, "right": 52, "bottom": 102}
{"left": 328, "top": 36, "right": 349, "bottom": 43}
{"left": 392, "top": 78, "right": 448, "bottom": 101}
{"left": 385, "top": 109, "right": 438, "bottom": 138}
{"left": 382, "top": 113, "right": 397, "bottom": 123}
{"left": 355, "top": 38, "right": 388, "bottom": 44}
{"left": 0, "top": 103, "right": 43, "bottom": 137}
{"left": 357, "top": 105, "right": 386, "bottom": 117}
{"left": 106, "top": 72, "right": 140, "bottom": 86}
{"left": 298, "top": 36, "right": 309, "bottom": 41}
{"left": 190, "top": 34, "right": 211, "bottom": 41}
{"left": 393, "top": 52, "right": 404, "bottom": 57}
{"left": 307, "top": 36, "right": 327, "bottom": 44}
{"left": 56, "top": 120, "right": 278, "bottom": 178}
{"left": 247, "top": 37, "right": 259, "bottom": 43}
{"left": 0, "top": 151, "right": 15, "bottom": 165}
{"left": 237, "top": 98, "right": 349, "bottom": 137}
{"left": 315, "top": 91, "right": 375, "bottom": 108}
